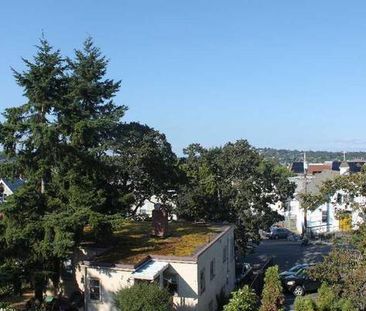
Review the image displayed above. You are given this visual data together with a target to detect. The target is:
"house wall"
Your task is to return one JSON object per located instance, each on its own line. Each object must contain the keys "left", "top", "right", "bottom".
{"left": 77, "top": 265, "right": 134, "bottom": 311}
{"left": 196, "top": 227, "right": 236, "bottom": 311}
{"left": 285, "top": 191, "right": 363, "bottom": 234}
{"left": 134, "top": 195, "right": 177, "bottom": 220}
{"left": 0, "top": 181, "right": 14, "bottom": 202}
{"left": 162, "top": 260, "right": 198, "bottom": 310}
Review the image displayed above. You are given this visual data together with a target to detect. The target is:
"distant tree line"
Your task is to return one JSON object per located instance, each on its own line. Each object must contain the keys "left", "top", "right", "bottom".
{"left": 257, "top": 148, "right": 366, "bottom": 165}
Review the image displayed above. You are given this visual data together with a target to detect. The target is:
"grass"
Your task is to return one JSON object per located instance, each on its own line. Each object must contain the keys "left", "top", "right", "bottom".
{"left": 95, "top": 221, "right": 223, "bottom": 265}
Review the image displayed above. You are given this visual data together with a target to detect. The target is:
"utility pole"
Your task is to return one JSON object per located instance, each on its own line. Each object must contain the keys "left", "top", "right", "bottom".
{"left": 303, "top": 152, "right": 308, "bottom": 236}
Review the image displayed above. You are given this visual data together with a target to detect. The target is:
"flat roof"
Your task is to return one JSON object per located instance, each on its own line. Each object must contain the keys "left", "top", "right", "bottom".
{"left": 91, "top": 221, "right": 228, "bottom": 265}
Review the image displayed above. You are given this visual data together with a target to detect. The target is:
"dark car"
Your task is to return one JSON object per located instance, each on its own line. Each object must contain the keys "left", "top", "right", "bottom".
{"left": 279, "top": 264, "right": 310, "bottom": 278}
{"left": 283, "top": 267, "right": 321, "bottom": 296}
{"left": 269, "top": 227, "right": 290, "bottom": 240}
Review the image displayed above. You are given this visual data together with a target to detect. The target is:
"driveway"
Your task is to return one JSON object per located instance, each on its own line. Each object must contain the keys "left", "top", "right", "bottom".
{"left": 244, "top": 240, "right": 331, "bottom": 310}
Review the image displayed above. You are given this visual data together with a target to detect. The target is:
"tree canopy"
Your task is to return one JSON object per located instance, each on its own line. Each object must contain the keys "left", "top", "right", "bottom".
{"left": 177, "top": 141, "right": 295, "bottom": 249}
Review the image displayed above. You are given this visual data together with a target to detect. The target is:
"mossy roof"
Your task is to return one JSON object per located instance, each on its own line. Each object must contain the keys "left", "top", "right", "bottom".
{"left": 94, "top": 221, "right": 225, "bottom": 265}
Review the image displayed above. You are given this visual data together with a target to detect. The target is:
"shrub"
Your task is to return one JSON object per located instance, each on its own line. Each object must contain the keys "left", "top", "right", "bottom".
{"left": 335, "top": 299, "right": 357, "bottom": 311}
{"left": 315, "top": 283, "right": 357, "bottom": 311}
{"left": 259, "top": 265, "right": 284, "bottom": 311}
{"left": 224, "top": 285, "right": 257, "bottom": 311}
{"left": 294, "top": 297, "right": 317, "bottom": 311}
{"left": 114, "top": 283, "right": 172, "bottom": 311}
{"left": 317, "top": 283, "right": 336, "bottom": 311}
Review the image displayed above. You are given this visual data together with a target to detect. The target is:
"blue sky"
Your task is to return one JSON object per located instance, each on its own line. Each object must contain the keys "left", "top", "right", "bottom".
{"left": 1, "top": 0, "right": 366, "bottom": 154}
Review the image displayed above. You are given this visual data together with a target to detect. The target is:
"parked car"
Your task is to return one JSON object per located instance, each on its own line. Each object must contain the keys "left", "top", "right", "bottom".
{"left": 236, "top": 262, "right": 252, "bottom": 284}
{"left": 282, "top": 267, "right": 321, "bottom": 296}
{"left": 279, "top": 264, "right": 310, "bottom": 278}
{"left": 268, "top": 227, "right": 291, "bottom": 239}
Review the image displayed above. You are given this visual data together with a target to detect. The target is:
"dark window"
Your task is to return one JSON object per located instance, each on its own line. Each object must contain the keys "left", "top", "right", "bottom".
{"left": 89, "top": 279, "right": 101, "bottom": 301}
{"left": 164, "top": 273, "right": 178, "bottom": 295}
{"left": 337, "top": 193, "right": 343, "bottom": 204}
{"left": 230, "top": 238, "right": 235, "bottom": 262}
{"left": 223, "top": 245, "right": 228, "bottom": 263}
{"left": 322, "top": 210, "right": 328, "bottom": 223}
{"left": 210, "top": 258, "right": 216, "bottom": 280}
{"left": 200, "top": 268, "right": 206, "bottom": 294}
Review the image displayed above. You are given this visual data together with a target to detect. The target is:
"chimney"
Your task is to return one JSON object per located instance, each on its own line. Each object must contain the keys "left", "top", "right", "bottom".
{"left": 151, "top": 204, "right": 169, "bottom": 238}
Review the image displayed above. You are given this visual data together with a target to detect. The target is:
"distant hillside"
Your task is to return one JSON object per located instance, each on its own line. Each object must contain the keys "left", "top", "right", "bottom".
{"left": 257, "top": 148, "right": 366, "bottom": 165}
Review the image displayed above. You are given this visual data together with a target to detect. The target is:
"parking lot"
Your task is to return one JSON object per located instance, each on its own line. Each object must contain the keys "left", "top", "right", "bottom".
{"left": 244, "top": 239, "right": 331, "bottom": 310}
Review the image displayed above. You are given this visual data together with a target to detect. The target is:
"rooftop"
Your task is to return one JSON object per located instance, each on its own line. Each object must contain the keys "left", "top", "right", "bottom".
{"left": 92, "top": 221, "right": 226, "bottom": 265}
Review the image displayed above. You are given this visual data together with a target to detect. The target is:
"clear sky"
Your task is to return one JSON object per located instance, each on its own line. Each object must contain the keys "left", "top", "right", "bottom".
{"left": 1, "top": 0, "right": 366, "bottom": 155}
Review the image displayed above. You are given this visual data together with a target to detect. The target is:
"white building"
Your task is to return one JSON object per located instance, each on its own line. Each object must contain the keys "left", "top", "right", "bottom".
{"left": 280, "top": 168, "right": 363, "bottom": 234}
{"left": 0, "top": 178, "right": 24, "bottom": 203}
{"left": 74, "top": 224, "right": 236, "bottom": 311}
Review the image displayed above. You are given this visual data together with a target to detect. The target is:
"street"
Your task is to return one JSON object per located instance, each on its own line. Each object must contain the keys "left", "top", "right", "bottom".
{"left": 244, "top": 240, "right": 331, "bottom": 310}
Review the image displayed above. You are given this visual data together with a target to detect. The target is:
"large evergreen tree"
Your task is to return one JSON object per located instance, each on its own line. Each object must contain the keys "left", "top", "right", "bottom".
{"left": 0, "top": 37, "right": 126, "bottom": 299}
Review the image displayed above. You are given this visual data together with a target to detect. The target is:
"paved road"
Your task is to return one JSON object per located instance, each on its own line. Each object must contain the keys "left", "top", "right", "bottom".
{"left": 244, "top": 240, "right": 331, "bottom": 310}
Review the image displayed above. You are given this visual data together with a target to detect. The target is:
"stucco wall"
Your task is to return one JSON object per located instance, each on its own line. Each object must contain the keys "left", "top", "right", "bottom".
{"left": 196, "top": 227, "right": 236, "bottom": 311}
{"left": 77, "top": 265, "right": 134, "bottom": 311}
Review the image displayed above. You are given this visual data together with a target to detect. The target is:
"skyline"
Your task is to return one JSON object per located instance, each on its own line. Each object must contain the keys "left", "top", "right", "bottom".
{"left": 2, "top": 1, "right": 366, "bottom": 155}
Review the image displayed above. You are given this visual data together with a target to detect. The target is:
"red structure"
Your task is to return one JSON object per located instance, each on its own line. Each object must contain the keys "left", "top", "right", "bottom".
{"left": 151, "top": 204, "right": 169, "bottom": 238}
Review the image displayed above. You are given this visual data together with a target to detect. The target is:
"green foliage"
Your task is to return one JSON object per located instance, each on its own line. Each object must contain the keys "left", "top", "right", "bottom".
{"left": 0, "top": 36, "right": 126, "bottom": 296}
{"left": 259, "top": 265, "right": 284, "bottom": 311}
{"left": 114, "top": 283, "right": 172, "bottom": 311}
{"left": 224, "top": 285, "right": 257, "bottom": 311}
{"left": 294, "top": 283, "right": 357, "bottom": 311}
{"left": 294, "top": 297, "right": 317, "bottom": 311}
{"left": 257, "top": 148, "right": 366, "bottom": 165}
{"left": 110, "top": 122, "right": 181, "bottom": 216}
{"left": 299, "top": 193, "right": 327, "bottom": 212}
{"left": 177, "top": 142, "right": 295, "bottom": 251}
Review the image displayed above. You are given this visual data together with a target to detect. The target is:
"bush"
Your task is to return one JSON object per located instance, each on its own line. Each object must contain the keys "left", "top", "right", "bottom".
{"left": 336, "top": 299, "right": 357, "bottom": 311}
{"left": 317, "top": 283, "right": 336, "bottom": 311}
{"left": 259, "top": 265, "right": 285, "bottom": 311}
{"left": 224, "top": 285, "right": 257, "bottom": 311}
{"left": 114, "top": 283, "right": 172, "bottom": 311}
{"left": 294, "top": 297, "right": 317, "bottom": 311}
{"left": 315, "top": 283, "right": 357, "bottom": 311}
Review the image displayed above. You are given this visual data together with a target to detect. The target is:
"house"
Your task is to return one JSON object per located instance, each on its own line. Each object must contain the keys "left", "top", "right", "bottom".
{"left": 134, "top": 195, "right": 177, "bottom": 220}
{"left": 289, "top": 162, "right": 304, "bottom": 175}
{"left": 72, "top": 221, "right": 236, "bottom": 311}
{"left": 280, "top": 165, "right": 364, "bottom": 234}
{"left": 0, "top": 178, "right": 24, "bottom": 203}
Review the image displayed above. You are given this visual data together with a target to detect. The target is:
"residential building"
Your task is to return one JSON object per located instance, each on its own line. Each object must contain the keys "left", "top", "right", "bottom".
{"left": 0, "top": 178, "right": 24, "bottom": 203}
{"left": 72, "top": 222, "right": 236, "bottom": 311}
{"left": 279, "top": 164, "right": 364, "bottom": 234}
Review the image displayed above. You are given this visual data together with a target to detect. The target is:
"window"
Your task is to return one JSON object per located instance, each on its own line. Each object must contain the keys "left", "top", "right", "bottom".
{"left": 210, "top": 258, "right": 216, "bottom": 280}
{"left": 322, "top": 210, "right": 328, "bottom": 223}
{"left": 230, "top": 238, "right": 235, "bottom": 262}
{"left": 89, "top": 279, "right": 101, "bottom": 301}
{"left": 200, "top": 268, "right": 206, "bottom": 294}
{"left": 164, "top": 273, "right": 178, "bottom": 296}
{"left": 223, "top": 245, "right": 228, "bottom": 263}
{"left": 337, "top": 193, "right": 343, "bottom": 204}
